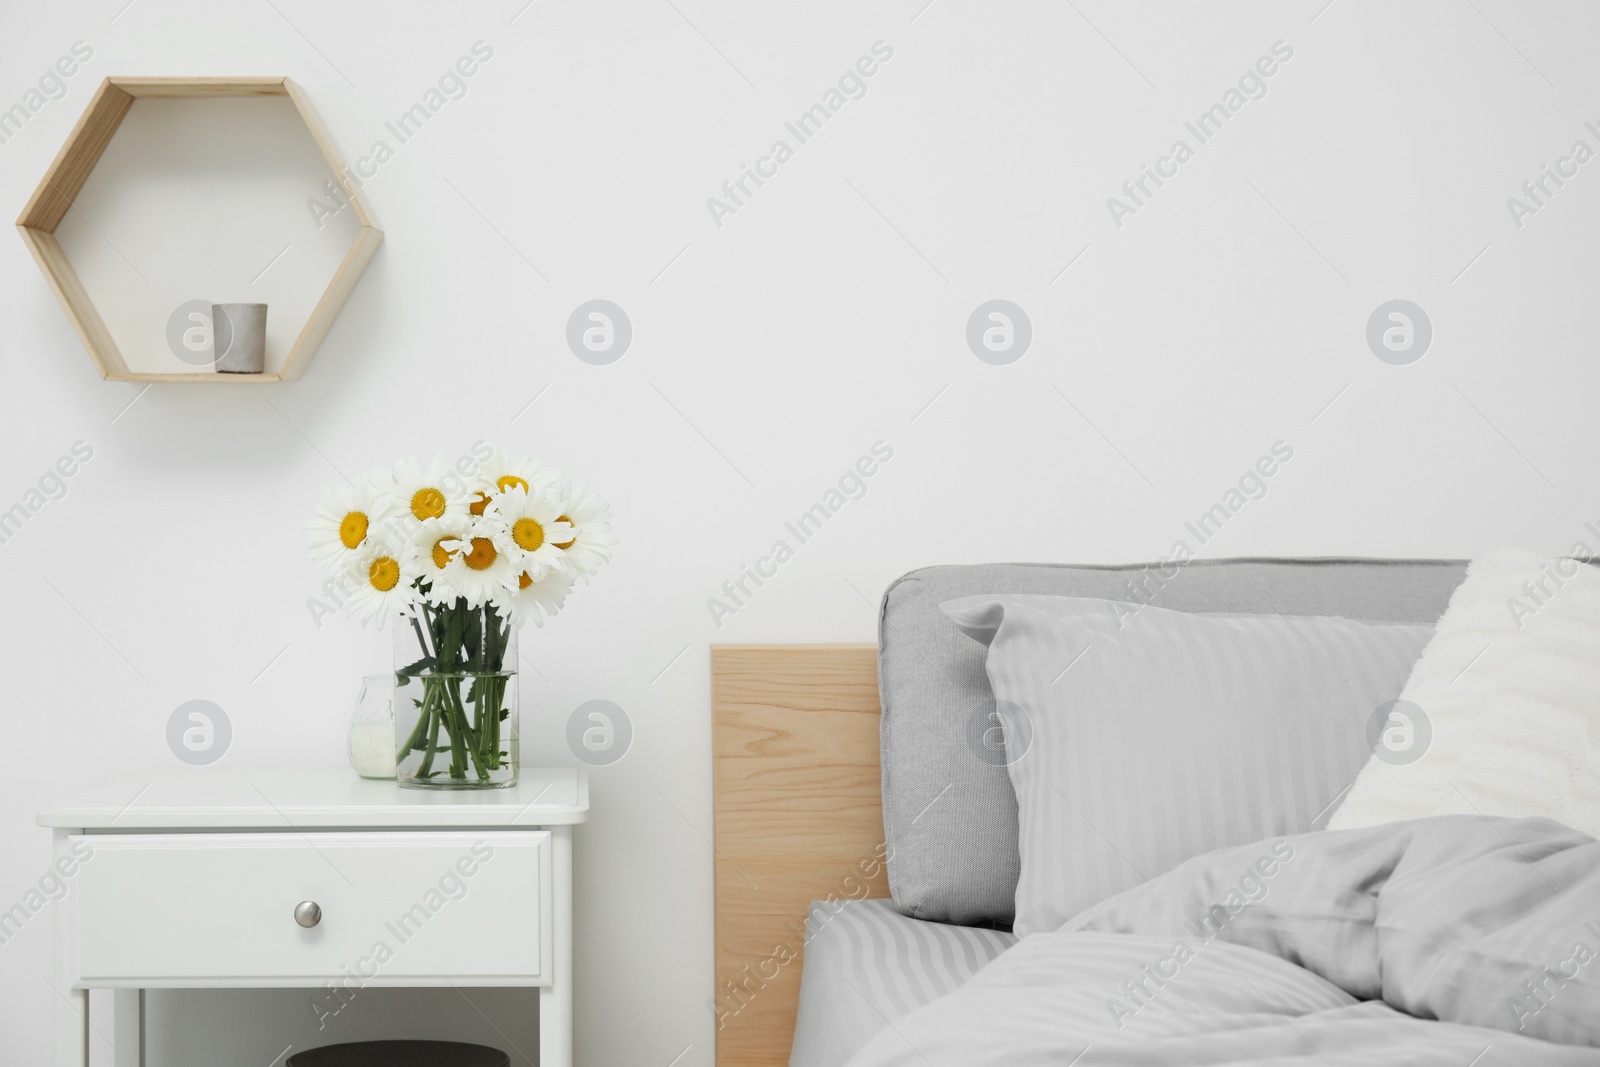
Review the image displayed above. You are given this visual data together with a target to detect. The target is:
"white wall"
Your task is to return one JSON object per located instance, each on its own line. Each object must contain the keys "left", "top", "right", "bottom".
{"left": 3, "top": 1, "right": 1598, "bottom": 1063}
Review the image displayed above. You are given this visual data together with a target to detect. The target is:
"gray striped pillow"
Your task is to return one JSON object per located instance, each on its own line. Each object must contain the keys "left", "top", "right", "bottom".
{"left": 942, "top": 595, "right": 1432, "bottom": 936}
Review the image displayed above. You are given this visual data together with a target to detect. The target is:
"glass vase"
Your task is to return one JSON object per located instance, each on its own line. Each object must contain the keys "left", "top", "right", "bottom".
{"left": 393, "top": 600, "right": 519, "bottom": 789}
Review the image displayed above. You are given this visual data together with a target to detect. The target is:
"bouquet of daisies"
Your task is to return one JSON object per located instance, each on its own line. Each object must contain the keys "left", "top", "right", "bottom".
{"left": 307, "top": 444, "right": 613, "bottom": 785}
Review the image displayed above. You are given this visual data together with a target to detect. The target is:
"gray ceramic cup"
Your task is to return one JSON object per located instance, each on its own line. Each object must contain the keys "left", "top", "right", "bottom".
{"left": 213, "top": 303, "right": 267, "bottom": 374}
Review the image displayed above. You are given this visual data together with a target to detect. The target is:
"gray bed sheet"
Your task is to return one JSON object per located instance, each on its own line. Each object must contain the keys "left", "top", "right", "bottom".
{"left": 843, "top": 815, "right": 1600, "bottom": 1066}
{"left": 789, "top": 899, "right": 1014, "bottom": 1067}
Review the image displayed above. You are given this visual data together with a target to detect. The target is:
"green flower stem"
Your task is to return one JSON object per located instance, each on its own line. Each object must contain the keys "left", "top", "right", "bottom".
{"left": 482, "top": 674, "right": 506, "bottom": 768}
{"left": 417, "top": 685, "right": 443, "bottom": 778}
{"left": 462, "top": 684, "right": 492, "bottom": 780}
{"left": 441, "top": 675, "right": 491, "bottom": 781}
{"left": 471, "top": 679, "right": 492, "bottom": 771}
{"left": 409, "top": 619, "right": 433, "bottom": 662}
{"left": 396, "top": 685, "right": 430, "bottom": 759}
{"left": 482, "top": 679, "right": 498, "bottom": 770}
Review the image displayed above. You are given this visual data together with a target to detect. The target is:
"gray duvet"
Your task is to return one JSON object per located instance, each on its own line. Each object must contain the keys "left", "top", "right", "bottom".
{"left": 843, "top": 816, "right": 1600, "bottom": 1066}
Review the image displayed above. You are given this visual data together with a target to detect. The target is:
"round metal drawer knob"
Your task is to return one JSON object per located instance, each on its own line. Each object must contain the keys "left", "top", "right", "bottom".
{"left": 293, "top": 901, "right": 322, "bottom": 928}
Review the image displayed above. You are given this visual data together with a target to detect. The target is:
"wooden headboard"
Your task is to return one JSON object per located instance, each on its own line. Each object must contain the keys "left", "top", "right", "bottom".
{"left": 711, "top": 644, "right": 889, "bottom": 1067}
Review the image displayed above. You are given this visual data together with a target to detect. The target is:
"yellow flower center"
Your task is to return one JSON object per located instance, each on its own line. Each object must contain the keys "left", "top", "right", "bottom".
{"left": 554, "top": 514, "right": 575, "bottom": 550}
{"left": 512, "top": 518, "right": 545, "bottom": 552}
{"left": 339, "top": 511, "right": 368, "bottom": 549}
{"left": 464, "top": 537, "right": 497, "bottom": 570}
{"left": 411, "top": 487, "right": 446, "bottom": 521}
{"left": 497, "top": 475, "right": 529, "bottom": 494}
{"left": 369, "top": 556, "right": 400, "bottom": 591}
{"left": 430, "top": 539, "right": 453, "bottom": 569}
{"left": 469, "top": 491, "right": 491, "bottom": 516}
{"left": 518, "top": 572, "right": 534, "bottom": 590}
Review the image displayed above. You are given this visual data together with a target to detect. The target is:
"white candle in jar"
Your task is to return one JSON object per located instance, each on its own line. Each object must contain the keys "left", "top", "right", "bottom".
{"left": 349, "top": 719, "right": 397, "bottom": 779}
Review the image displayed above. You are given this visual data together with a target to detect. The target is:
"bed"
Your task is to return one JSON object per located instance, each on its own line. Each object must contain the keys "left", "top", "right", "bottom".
{"left": 787, "top": 899, "right": 1013, "bottom": 1067}
{"left": 711, "top": 556, "right": 1600, "bottom": 1067}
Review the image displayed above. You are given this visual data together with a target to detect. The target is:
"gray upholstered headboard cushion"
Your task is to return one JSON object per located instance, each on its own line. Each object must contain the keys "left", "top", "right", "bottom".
{"left": 877, "top": 557, "right": 1469, "bottom": 926}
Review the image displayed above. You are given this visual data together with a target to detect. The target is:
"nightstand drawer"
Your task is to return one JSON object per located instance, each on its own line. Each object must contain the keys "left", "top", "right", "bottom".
{"left": 67, "top": 831, "right": 550, "bottom": 987}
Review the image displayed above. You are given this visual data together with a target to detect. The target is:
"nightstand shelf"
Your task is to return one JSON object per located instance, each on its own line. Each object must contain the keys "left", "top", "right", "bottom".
{"left": 17, "top": 76, "right": 382, "bottom": 382}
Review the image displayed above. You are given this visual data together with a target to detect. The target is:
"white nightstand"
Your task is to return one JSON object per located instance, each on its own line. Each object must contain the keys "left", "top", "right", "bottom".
{"left": 37, "top": 770, "right": 588, "bottom": 1067}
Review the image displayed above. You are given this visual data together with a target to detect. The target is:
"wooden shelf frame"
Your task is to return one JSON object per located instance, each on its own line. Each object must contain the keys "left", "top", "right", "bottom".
{"left": 16, "top": 77, "right": 383, "bottom": 383}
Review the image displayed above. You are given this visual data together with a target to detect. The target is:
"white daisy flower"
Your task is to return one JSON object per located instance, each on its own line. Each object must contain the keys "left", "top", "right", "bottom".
{"left": 486, "top": 485, "right": 573, "bottom": 578}
{"left": 343, "top": 543, "right": 421, "bottom": 626}
{"left": 387, "top": 456, "right": 467, "bottom": 527}
{"left": 549, "top": 478, "right": 616, "bottom": 580}
{"left": 437, "top": 524, "right": 519, "bottom": 608}
{"left": 410, "top": 513, "right": 475, "bottom": 606}
{"left": 503, "top": 563, "right": 575, "bottom": 627}
{"left": 306, "top": 478, "right": 398, "bottom": 571}
{"left": 468, "top": 445, "right": 547, "bottom": 516}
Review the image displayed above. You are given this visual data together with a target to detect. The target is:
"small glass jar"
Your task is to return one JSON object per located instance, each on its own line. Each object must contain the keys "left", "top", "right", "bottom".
{"left": 348, "top": 674, "right": 397, "bottom": 780}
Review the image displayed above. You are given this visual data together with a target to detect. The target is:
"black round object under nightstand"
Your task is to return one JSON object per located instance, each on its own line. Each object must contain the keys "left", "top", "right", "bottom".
{"left": 286, "top": 1041, "right": 510, "bottom": 1067}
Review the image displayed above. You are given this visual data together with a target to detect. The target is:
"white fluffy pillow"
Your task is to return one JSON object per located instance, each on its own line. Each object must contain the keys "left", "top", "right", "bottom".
{"left": 1328, "top": 548, "right": 1600, "bottom": 837}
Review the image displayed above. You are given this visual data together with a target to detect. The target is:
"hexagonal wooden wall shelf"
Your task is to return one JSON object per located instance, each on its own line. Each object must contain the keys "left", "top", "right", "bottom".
{"left": 16, "top": 77, "right": 382, "bottom": 383}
